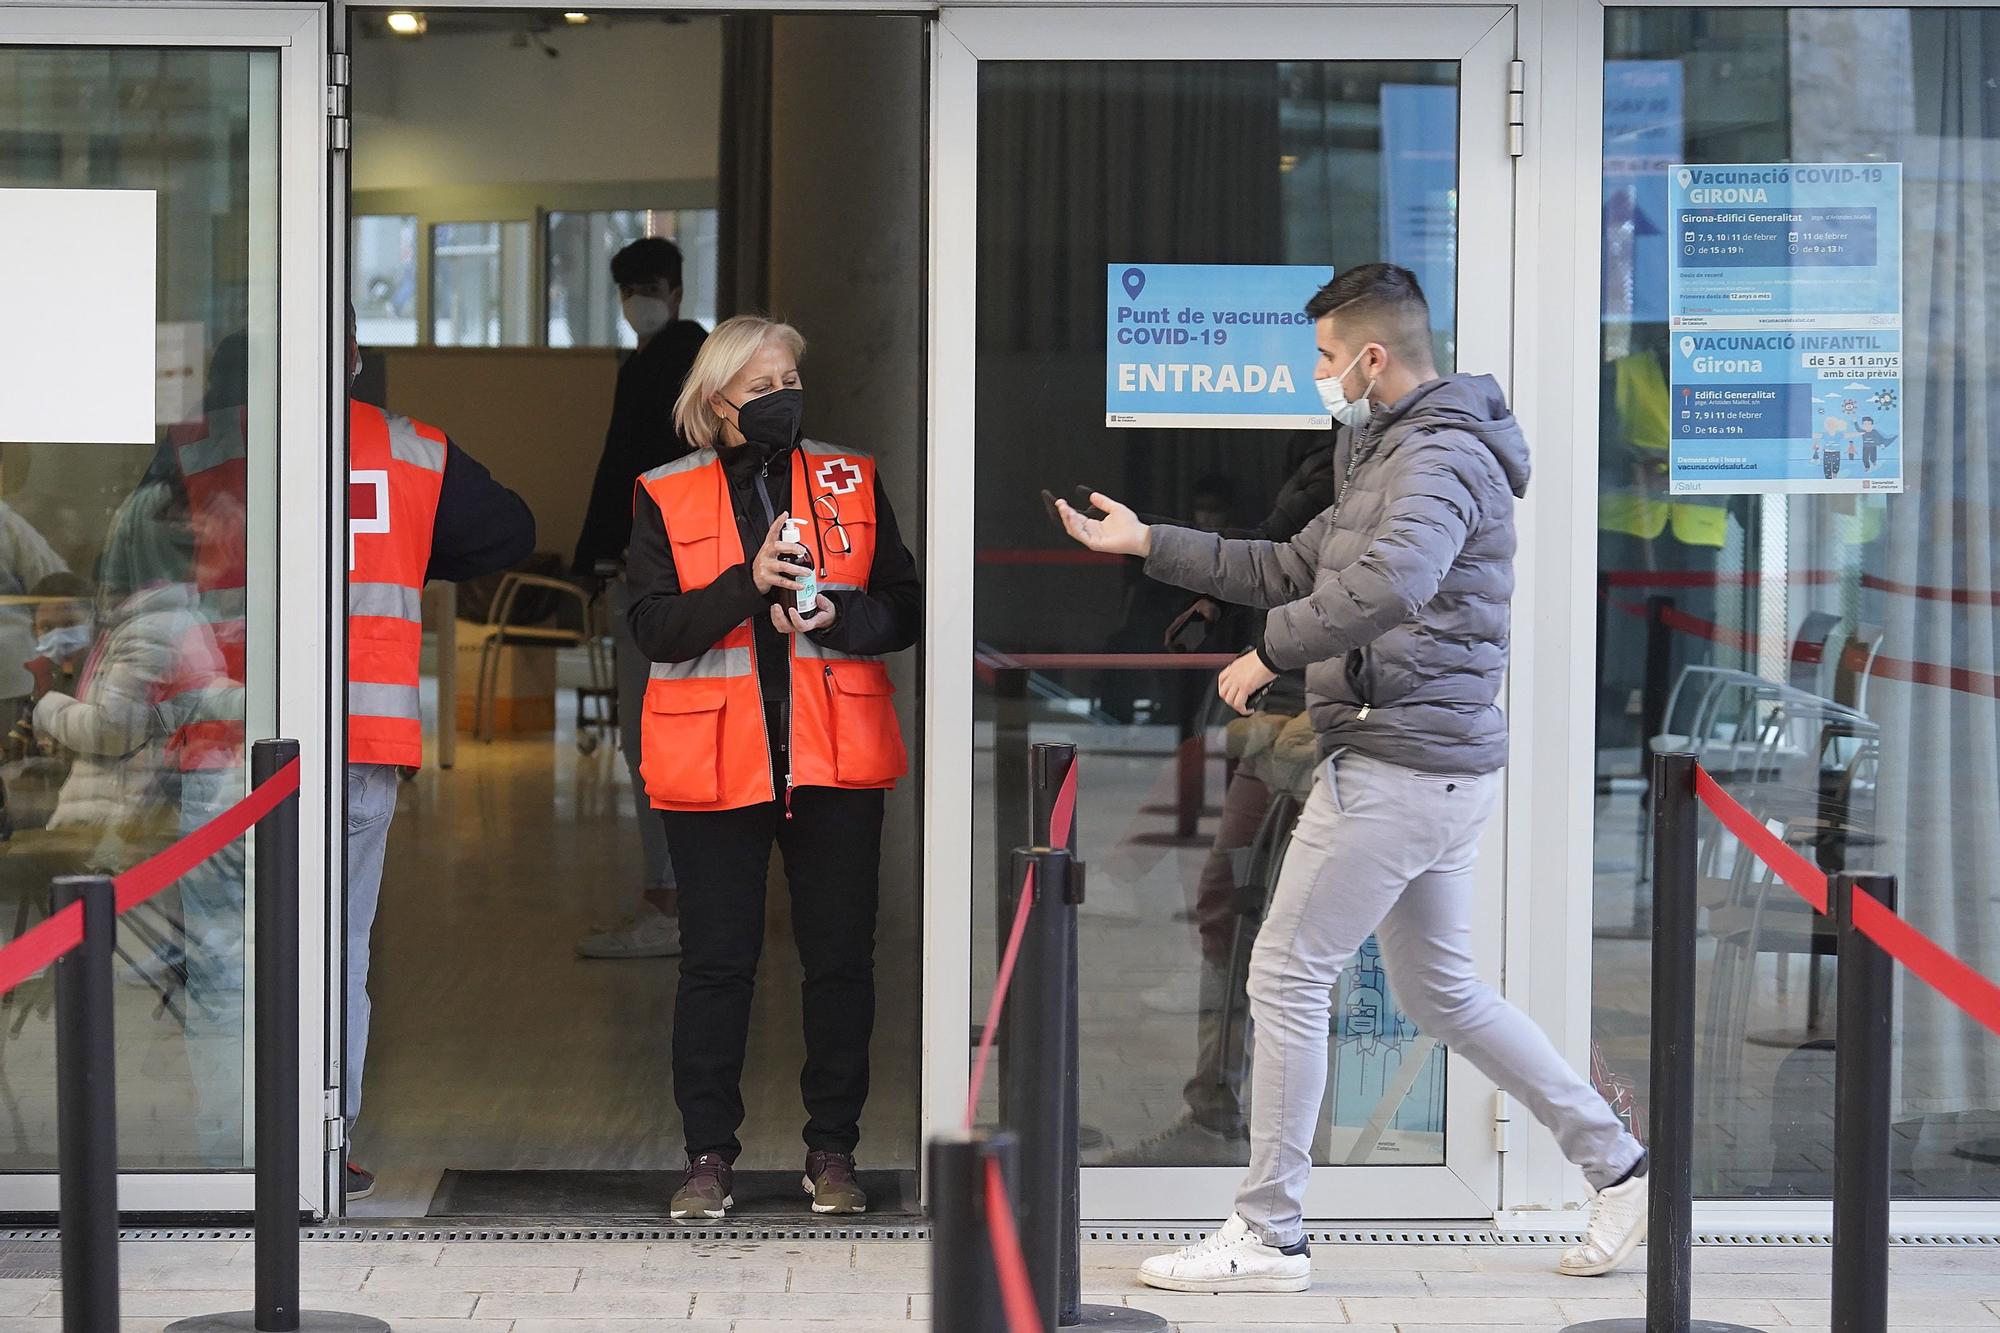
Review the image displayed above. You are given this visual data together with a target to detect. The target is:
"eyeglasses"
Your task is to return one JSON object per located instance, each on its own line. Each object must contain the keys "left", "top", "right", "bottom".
{"left": 812, "top": 492, "right": 853, "bottom": 558}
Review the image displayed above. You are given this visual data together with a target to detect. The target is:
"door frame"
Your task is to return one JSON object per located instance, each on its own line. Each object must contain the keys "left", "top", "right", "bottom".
{"left": 925, "top": 3, "right": 1520, "bottom": 1221}
{"left": 0, "top": 1, "right": 334, "bottom": 1218}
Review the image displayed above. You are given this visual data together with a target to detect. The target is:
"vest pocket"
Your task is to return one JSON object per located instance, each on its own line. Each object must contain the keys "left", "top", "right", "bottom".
{"left": 641, "top": 679, "right": 727, "bottom": 805}
{"left": 825, "top": 662, "right": 907, "bottom": 785}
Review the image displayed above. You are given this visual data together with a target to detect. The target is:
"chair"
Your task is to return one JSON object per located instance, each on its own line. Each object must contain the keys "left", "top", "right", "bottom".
{"left": 466, "top": 571, "right": 613, "bottom": 744}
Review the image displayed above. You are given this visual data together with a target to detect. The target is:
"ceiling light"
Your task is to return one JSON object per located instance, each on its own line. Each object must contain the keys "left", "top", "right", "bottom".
{"left": 563, "top": 11, "right": 591, "bottom": 24}
{"left": 384, "top": 11, "right": 427, "bottom": 36}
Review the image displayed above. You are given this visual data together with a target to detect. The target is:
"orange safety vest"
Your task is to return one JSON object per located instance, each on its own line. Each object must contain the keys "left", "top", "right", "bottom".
{"left": 635, "top": 440, "right": 906, "bottom": 812}
{"left": 348, "top": 400, "right": 446, "bottom": 769}
{"left": 168, "top": 408, "right": 250, "bottom": 771}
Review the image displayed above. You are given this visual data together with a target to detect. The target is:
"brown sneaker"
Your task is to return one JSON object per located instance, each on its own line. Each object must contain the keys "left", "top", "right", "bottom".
{"left": 803, "top": 1150, "right": 868, "bottom": 1214}
{"left": 670, "top": 1153, "right": 734, "bottom": 1220}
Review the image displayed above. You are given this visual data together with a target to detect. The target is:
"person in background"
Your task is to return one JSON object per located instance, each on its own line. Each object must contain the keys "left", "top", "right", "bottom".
{"left": 344, "top": 309, "right": 535, "bottom": 1199}
{"left": 1120, "top": 430, "right": 1339, "bottom": 1165}
{"left": 1059, "top": 264, "right": 1648, "bottom": 1292}
{"left": 627, "top": 316, "right": 920, "bottom": 1219}
{"left": 572, "top": 237, "right": 708, "bottom": 961}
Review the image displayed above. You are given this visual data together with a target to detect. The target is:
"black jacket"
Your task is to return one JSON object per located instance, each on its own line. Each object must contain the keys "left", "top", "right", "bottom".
{"left": 430, "top": 440, "right": 537, "bottom": 583}
{"left": 626, "top": 439, "right": 920, "bottom": 784}
{"left": 571, "top": 321, "right": 708, "bottom": 573}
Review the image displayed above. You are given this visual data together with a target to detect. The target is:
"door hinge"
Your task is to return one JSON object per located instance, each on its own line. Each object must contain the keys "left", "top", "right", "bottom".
{"left": 1494, "top": 1091, "right": 1513, "bottom": 1153}
{"left": 324, "top": 1089, "right": 347, "bottom": 1151}
{"left": 1507, "top": 60, "right": 1526, "bottom": 158}
{"left": 328, "top": 51, "right": 351, "bottom": 152}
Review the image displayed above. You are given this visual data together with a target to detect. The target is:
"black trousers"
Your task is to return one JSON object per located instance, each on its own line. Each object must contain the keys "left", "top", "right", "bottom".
{"left": 659, "top": 786, "right": 884, "bottom": 1161}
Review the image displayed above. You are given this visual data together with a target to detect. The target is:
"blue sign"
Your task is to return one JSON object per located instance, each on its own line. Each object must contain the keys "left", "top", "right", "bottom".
{"left": 1602, "top": 61, "right": 1682, "bottom": 325}
{"left": 1105, "top": 264, "right": 1330, "bottom": 430}
{"left": 1668, "top": 163, "right": 1903, "bottom": 494}
{"left": 1380, "top": 84, "right": 1458, "bottom": 340}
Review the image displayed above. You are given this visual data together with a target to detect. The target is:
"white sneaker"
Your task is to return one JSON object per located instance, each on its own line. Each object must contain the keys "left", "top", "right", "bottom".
{"left": 1561, "top": 1165, "right": 1648, "bottom": 1276}
{"left": 1138, "top": 1213, "right": 1311, "bottom": 1293}
{"left": 575, "top": 904, "right": 683, "bottom": 959}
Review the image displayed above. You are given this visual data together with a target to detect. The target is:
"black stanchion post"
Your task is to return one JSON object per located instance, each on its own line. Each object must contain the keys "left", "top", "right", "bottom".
{"left": 1832, "top": 873, "right": 1895, "bottom": 1333}
{"left": 1003, "top": 844, "right": 1166, "bottom": 1333}
{"left": 987, "top": 668, "right": 1033, "bottom": 1117}
{"left": 1566, "top": 750, "right": 1764, "bottom": 1333}
{"left": 929, "top": 1132, "right": 1015, "bottom": 1333}
{"left": 53, "top": 874, "right": 120, "bottom": 1332}
{"left": 170, "top": 740, "right": 387, "bottom": 1333}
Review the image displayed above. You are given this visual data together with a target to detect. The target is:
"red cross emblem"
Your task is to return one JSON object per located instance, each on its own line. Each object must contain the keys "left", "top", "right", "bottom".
{"left": 814, "top": 458, "right": 863, "bottom": 496}
{"left": 349, "top": 469, "right": 389, "bottom": 569}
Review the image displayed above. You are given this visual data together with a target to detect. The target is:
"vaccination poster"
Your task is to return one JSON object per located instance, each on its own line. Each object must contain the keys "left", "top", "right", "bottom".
{"left": 1105, "top": 263, "right": 1331, "bottom": 429}
{"left": 1667, "top": 162, "right": 1904, "bottom": 495}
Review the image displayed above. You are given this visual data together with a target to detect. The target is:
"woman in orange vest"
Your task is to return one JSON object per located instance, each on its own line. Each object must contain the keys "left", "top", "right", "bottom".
{"left": 626, "top": 316, "right": 919, "bottom": 1219}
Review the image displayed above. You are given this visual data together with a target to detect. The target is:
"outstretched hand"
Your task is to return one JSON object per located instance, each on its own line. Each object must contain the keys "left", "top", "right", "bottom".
{"left": 1054, "top": 491, "right": 1152, "bottom": 557}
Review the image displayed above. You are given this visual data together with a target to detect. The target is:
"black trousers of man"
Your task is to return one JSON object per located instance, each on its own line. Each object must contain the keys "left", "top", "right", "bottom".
{"left": 659, "top": 785, "right": 884, "bottom": 1161}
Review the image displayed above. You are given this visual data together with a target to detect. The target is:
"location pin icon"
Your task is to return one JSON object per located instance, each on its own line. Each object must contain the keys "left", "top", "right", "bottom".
{"left": 1122, "top": 267, "right": 1146, "bottom": 301}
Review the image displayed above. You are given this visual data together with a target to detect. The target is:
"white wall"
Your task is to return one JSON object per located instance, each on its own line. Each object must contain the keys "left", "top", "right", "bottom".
{"left": 352, "top": 18, "right": 722, "bottom": 191}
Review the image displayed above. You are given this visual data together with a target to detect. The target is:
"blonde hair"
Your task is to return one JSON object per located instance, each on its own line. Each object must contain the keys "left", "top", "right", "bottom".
{"left": 673, "top": 315, "right": 808, "bottom": 449}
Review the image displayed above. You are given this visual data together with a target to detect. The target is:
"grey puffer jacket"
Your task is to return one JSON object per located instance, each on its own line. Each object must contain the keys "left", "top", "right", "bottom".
{"left": 1145, "top": 374, "right": 1531, "bottom": 775}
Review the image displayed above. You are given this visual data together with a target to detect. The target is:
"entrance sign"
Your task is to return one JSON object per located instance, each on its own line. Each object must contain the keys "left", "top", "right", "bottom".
{"left": 1667, "top": 162, "right": 1903, "bottom": 494}
{"left": 1104, "top": 263, "right": 1330, "bottom": 429}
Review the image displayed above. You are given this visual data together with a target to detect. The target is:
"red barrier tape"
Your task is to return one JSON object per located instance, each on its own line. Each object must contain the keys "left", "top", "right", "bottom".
{"left": 114, "top": 758, "right": 301, "bottom": 915}
{"left": 1612, "top": 599, "right": 2000, "bottom": 700}
{"left": 964, "top": 757, "right": 1079, "bottom": 1130}
{"left": 0, "top": 903, "right": 83, "bottom": 998}
{"left": 1692, "top": 767, "right": 1829, "bottom": 914}
{"left": 0, "top": 758, "right": 302, "bottom": 998}
{"left": 985, "top": 1155, "right": 1044, "bottom": 1333}
{"left": 1692, "top": 765, "right": 2000, "bottom": 1041}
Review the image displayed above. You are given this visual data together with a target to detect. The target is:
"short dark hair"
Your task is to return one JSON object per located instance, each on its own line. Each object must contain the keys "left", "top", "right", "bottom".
{"left": 1860, "top": 416, "right": 1875, "bottom": 426}
{"left": 1303, "top": 263, "right": 1434, "bottom": 368}
{"left": 610, "top": 236, "right": 684, "bottom": 290}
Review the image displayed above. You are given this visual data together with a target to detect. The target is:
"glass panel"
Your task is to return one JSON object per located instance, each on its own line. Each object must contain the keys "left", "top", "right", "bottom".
{"left": 1594, "top": 8, "right": 2000, "bottom": 1200}
{"left": 972, "top": 60, "right": 1459, "bottom": 1169}
{"left": 545, "top": 207, "right": 719, "bottom": 348}
{"left": 0, "top": 46, "right": 277, "bottom": 1171}
{"left": 431, "top": 219, "right": 533, "bottom": 347}
{"left": 352, "top": 214, "right": 419, "bottom": 346}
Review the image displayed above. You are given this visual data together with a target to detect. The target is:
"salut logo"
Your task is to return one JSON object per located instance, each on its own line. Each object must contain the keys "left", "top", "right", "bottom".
{"left": 349, "top": 469, "right": 389, "bottom": 569}
{"left": 815, "top": 458, "right": 864, "bottom": 496}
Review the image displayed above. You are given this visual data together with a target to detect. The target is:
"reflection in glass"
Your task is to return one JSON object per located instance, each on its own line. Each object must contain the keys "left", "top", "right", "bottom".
{"left": 546, "top": 207, "right": 718, "bottom": 348}
{"left": 0, "top": 47, "right": 271, "bottom": 1169}
{"left": 971, "top": 60, "right": 1459, "bottom": 1169}
{"left": 1593, "top": 8, "right": 2000, "bottom": 1200}
{"left": 353, "top": 215, "right": 419, "bottom": 346}
{"left": 431, "top": 220, "right": 533, "bottom": 347}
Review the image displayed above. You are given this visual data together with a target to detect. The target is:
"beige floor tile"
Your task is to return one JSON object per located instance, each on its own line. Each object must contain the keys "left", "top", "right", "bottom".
{"left": 476, "top": 1289, "right": 698, "bottom": 1318}
{"left": 133, "top": 1262, "right": 370, "bottom": 1291}
{"left": 786, "top": 1263, "right": 929, "bottom": 1293}
{"left": 1775, "top": 1298, "right": 2000, "bottom": 1325}
{"left": 1421, "top": 1268, "right": 1643, "bottom": 1297}
{"left": 1106, "top": 1291, "right": 1349, "bottom": 1323}
{"left": 576, "top": 1262, "right": 789, "bottom": 1293}
{"left": 1556, "top": 1295, "right": 1786, "bottom": 1325}
{"left": 365, "top": 1261, "right": 581, "bottom": 1291}
{"left": 1343, "top": 1293, "right": 1564, "bottom": 1324}
{"left": 506, "top": 1322, "right": 732, "bottom": 1333}
{"left": 691, "top": 1288, "right": 914, "bottom": 1319}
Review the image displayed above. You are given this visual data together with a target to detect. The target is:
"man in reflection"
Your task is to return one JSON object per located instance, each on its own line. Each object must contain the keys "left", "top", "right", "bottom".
{"left": 1112, "top": 432, "right": 1337, "bottom": 1166}
{"left": 570, "top": 237, "right": 707, "bottom": 961}
{"left": 1061, "top": 264, "right": 1649, "bottom": 1291}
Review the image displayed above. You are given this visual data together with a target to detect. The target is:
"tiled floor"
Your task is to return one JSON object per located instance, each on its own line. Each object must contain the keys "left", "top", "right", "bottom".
{"left": 1, "top": 1236, "right": 1995, "bottom": 1330}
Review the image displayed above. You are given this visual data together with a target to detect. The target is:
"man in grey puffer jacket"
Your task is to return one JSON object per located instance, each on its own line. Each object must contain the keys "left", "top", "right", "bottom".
{"left": 1060, "top": 265, "right": 1648, "bottom": 1293}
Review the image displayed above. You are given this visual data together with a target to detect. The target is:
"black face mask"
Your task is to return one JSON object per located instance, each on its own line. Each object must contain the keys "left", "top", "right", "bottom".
{"left": 729, "top": 387, "right": 803, "bottom": 452}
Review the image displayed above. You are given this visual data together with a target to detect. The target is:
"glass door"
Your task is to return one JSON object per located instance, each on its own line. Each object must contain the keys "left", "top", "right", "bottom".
{"left": 0, "top": 3, "right": 335, "bottom": 1215}
{"left": 928, "top": 4, "right": 1518, "bottom": 1221}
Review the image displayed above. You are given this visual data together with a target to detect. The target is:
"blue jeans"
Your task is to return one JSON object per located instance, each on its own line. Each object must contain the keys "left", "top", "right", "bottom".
{"left": 611, "top": 577, "right": 673, "bottom": 896}
{"left": 345, "top": 761, "right": 400, "bottom": 1127}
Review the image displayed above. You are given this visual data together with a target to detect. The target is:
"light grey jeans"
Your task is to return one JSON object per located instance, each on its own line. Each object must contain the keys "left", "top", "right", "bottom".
{"left": 345, "top": 760, "right": 400, "bottom": 1127}
{"left": 1235, "top": 750, "right": 1642, "bottom": 1247}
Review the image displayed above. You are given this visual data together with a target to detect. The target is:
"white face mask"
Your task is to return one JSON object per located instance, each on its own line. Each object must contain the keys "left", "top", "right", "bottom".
{"left": 1315, "top": 349, "right": 1377, "bottom": 429}
{"left": 622, "top": 295, "right": 672, "bottom": 340}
